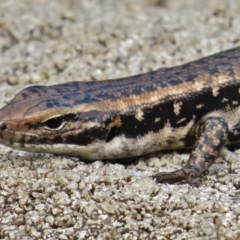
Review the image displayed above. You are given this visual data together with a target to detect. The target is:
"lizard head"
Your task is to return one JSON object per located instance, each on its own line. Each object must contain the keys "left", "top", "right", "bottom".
{"left": 0, "top": 83, "right": 115, "bottom": 159}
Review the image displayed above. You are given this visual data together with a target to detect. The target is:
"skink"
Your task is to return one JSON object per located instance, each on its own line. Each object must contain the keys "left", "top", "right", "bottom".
{"left": 0, "top": 47, "right": 240, "bottom": 183}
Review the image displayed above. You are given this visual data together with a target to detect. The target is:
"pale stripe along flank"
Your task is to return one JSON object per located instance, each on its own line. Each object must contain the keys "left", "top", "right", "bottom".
{"left": 0, "top": 47, "right": 240, "bottom": 183}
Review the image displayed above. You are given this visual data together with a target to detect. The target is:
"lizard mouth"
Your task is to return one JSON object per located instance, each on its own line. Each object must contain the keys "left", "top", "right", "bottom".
{"left": 0, "top": 120, "right": 37, "bottom": 147}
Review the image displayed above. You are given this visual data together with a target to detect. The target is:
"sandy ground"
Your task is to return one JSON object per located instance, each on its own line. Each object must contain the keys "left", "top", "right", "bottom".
{"left": 1, "top": 0, "right": 240, "bottom": 239}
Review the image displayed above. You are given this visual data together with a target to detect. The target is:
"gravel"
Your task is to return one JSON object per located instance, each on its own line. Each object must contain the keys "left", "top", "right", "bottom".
{"left": 1, "top": 0, "right": 240, "bottom": 239}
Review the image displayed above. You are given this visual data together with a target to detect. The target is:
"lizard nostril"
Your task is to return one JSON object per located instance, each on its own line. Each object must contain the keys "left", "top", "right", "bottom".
{"left": 0, "top": 122, "right": 7, "bottom": 131}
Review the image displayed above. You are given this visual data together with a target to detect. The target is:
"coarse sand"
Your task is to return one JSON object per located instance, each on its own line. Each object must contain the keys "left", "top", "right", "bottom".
{"left": 0, "top": 0, "right": 240, "bottom": 239}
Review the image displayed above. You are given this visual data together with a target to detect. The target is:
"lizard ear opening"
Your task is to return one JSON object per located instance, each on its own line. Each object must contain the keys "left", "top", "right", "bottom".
{"left": 106, "top": 116, "right": 122, "bottom": 142}
{"left": 106, "top": 126, "right": 119, "bottom": 142}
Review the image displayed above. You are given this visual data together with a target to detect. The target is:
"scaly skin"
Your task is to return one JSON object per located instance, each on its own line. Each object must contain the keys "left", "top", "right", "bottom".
{"left": 1, "top": 47, "right": 240, "bottom": 183}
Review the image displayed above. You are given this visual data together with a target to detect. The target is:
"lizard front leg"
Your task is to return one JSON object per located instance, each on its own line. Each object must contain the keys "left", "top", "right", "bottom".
{"left": 154, "top": 117, "right": 228, "bottom": 184}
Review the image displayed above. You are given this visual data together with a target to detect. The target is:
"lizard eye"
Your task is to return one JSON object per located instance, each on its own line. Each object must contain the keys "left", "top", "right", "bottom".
{"left": 43, "top": 116, "right": 65, "bottom": 130}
